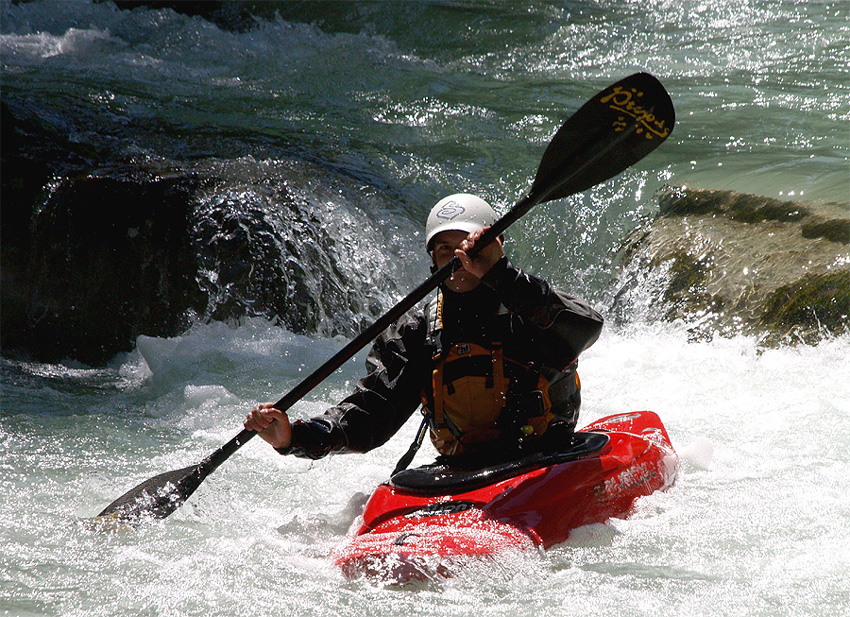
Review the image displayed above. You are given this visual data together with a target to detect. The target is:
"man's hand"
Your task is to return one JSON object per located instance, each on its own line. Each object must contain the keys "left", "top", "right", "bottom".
{"left": 244, "top": 402, "right": 292, "bottom": 449}
{"left": 455, "top": 226, "right": 505, "bottom": 279}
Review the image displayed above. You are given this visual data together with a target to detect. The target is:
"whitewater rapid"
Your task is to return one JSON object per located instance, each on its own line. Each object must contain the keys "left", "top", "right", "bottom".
{"left": 2, "top": 318, "right": 848, "bottom": 616}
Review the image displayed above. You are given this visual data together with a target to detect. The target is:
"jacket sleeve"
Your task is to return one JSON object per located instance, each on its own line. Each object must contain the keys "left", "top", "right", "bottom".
{"left": 277, "top": 309, "right": 430, "bottom": 460}
{"left": 481, "top": 257, "right": 604, "bottom": 368}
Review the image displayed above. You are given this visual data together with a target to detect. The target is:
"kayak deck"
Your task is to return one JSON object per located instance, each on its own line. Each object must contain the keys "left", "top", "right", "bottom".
{"left": 389, "top": 431, "right": 610, "bottom": 494}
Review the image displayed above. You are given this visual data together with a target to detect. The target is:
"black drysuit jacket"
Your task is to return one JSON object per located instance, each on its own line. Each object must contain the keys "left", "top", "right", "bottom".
{"left": 277, "top": 258, "right": 604, "bottom": 460}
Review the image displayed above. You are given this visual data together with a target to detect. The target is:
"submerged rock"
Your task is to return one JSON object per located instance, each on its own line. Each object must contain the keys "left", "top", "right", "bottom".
{"left": 106, "top": 1, "right": 277, "bottom": 32}
{"left": 610, "top": 186, "right": 849, "bottom": 345}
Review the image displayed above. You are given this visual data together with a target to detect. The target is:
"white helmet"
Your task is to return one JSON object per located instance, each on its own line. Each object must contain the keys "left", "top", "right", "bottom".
{"left": 425, "top": 194, "right": 497, "bottom": 251}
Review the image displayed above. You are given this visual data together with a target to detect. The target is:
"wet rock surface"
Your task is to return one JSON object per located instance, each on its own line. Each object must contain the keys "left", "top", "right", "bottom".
{"left": 610, "top": 186, "right": 849, "bottom": 345}
{"left": 4, "top": 170, "right": 206, "bottom": 365}
{"left": 1, "top": 102, "right": 412, "bottom": 365}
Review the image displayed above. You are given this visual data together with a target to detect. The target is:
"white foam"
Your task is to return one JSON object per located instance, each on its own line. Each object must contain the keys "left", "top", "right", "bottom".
{"left": 677, "top": 437, "right": 715, "bottom": 471}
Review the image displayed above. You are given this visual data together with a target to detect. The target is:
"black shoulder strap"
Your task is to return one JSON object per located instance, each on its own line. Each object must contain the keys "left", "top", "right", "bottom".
{"left": 391, "top": 415, "right": 429, "bottom": 475}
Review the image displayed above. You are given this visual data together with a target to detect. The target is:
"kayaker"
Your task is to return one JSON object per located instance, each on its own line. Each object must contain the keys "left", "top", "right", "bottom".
{"left": 244, "top": 193, "right": 603, "bottom": 464}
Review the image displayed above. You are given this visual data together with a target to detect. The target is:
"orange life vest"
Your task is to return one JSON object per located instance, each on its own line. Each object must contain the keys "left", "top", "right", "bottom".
{"left": 421, "top": 293, "right": 556, "bottom": 457}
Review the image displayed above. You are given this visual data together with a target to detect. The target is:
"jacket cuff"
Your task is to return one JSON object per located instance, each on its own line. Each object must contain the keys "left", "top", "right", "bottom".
{"left": 274, "top": 419, "right": 304, "bottom": 456}
{"left": 273, "top": 418, "right": 338, "bottom": 459}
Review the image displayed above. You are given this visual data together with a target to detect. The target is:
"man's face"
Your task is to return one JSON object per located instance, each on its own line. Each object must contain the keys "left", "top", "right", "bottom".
{"left": 430, "top": 230, "right": 482, "bottom": 294}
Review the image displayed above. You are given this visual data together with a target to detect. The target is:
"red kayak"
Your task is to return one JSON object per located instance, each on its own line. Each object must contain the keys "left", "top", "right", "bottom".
{"left": 333, "top": 410, "right": 677, "bottom": 582}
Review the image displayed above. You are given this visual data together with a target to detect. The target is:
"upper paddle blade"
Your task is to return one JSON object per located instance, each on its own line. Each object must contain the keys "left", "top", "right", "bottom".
{"left": 529, "top": 72, "right": 674, "bottom": 204}
{"left": 95, "top": 464, "right": 204, "bottom": 521}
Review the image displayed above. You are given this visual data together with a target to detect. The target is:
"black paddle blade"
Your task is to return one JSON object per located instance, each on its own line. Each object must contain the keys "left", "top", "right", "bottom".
{"left": 93, "top": 428, "right": 253, "bottom": 524}
{"left": 530, "top": 72, "right": 674, "bottom": 204}
{"left": 94, "top": 464, "right": 204, "bottom": 522}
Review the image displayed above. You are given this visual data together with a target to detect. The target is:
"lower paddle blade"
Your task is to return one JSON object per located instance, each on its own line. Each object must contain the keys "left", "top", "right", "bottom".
{"left": 530, "top": 72, "right": 675, "bottom": 204}
{"left": 95, "top": 464, "right": 204, "bottom": 521}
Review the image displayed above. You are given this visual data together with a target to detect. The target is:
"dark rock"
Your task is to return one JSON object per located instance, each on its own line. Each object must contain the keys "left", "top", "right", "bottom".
{"left": 105, "top": 1, "right": 280, "bottom": 32}
{"left": 187, "top": 158, "right": 408, "bottom": 339}
{"left": 1, "top": 101, "right": 411, "bottom": 365}
{"left": 801, "top": 218, "right": 850, "bottom": 245}
{"left": 4, "top": 170, "right": 206, "bottom": 365}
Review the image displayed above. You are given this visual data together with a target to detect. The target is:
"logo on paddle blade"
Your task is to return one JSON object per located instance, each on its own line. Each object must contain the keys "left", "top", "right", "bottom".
{"left": 435, "top": 200, "right": 465, "bottom": 221}
{"left": 601, "top": 86, "right": 671, "bottom": 140}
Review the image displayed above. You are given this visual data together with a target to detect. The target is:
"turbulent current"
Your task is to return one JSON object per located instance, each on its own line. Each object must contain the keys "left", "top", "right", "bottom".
{"left": 1, "top": 1, "right": 848, "bottom": 616}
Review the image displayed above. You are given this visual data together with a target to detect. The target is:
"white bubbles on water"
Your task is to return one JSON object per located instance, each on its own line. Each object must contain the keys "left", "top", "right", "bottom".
{"left": 4, "top": 309, "right": 850, "bottom": 616}
{"left": 676, "top": 437, "right": 715, "bottom": 471}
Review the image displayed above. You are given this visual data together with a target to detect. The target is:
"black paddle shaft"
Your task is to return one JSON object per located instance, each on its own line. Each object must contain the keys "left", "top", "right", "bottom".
{"left": 96, "top": 72, "right": 674, "bottom": 521}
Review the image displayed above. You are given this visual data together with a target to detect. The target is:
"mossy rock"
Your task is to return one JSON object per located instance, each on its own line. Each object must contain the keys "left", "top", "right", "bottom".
{"left": 801, "top": 218, "right": 850, "bottom": 245}
{"left": 759, "top": 271, "right": 850, "bottom": 340}
{"left": 612, "top": 186, "right": 849, "bottom": 346}
{"left": 658, "top": 186, "right": 811, "bottom": 223}
{"left": 656, "top": 251, "right": 726, "bottom": 319}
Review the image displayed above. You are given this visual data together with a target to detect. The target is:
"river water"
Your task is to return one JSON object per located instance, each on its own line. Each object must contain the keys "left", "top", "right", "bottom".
{"left": 1, "top": 1, "right": 848, "bottom": 616}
